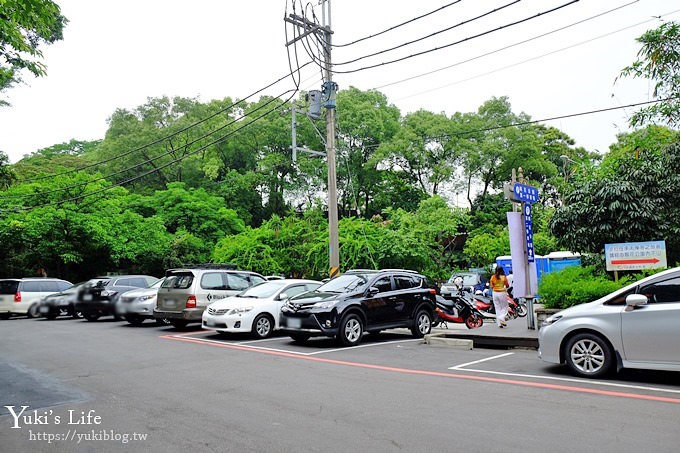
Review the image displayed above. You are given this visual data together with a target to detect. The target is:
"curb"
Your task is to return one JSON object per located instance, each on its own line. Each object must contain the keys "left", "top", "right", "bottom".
{"left": 423, "top": 333, "right": 473, "bottom": 349}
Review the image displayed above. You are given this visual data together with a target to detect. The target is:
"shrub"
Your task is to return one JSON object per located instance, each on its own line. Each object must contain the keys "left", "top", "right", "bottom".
{"left": 538, "top": 266, "right": 628, "bottom": 309}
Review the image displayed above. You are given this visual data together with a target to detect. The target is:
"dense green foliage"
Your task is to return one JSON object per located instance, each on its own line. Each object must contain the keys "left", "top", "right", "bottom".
{"left": 538, "top": 266, "right": 628, "bottom": 309}
{"left": 0, "top": 0, "right": 67, "bottom": 105}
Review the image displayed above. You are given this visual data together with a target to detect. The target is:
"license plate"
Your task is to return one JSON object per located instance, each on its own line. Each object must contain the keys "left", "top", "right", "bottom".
{"left": 287, "top": 317, "right": 301, "bottom": 329}
{"left": 83, "top": 294, "right": 92, "bottom": 301}
{"left": 39, "top": 306, "right": 49, "bottom": 314}
{"left": 164, "top": 299, "right": 176, "bottom": 308}
{"left": 206, "top": 319, "right": 215, "bottom": 327}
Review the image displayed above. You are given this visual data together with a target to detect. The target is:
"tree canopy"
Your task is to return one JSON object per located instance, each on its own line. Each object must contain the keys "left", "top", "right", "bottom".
{"left": 0, "top": 0, "right": 67, "bottom": 105}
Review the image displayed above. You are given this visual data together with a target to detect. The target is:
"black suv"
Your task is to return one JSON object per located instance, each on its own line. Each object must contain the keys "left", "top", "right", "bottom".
{"left": 280, "top": 269, "right": 437, "bottom": 346}
{"left": 76, "top": 275, "right": 158, "bottom": 321}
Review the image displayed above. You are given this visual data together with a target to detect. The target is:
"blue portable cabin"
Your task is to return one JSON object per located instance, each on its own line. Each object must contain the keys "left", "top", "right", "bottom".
{"left": 545, "top": 251, "right": 581, "bottom": 273}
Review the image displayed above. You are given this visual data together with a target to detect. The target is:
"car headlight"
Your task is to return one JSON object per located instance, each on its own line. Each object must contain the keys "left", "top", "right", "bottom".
{"left": 101, "top": 290, "right": 117, "bottom": 297}
{"left": 227, "top": 306, "right": 253, "bottom": 315}
{"left": 543, "top": 314, "right": 563, "bottom": 326}
{"left": 138, "top": 295, "right": 155, "bottom": 302}
{"left": 312, "top": 300, "right": 338, "bottom": 309}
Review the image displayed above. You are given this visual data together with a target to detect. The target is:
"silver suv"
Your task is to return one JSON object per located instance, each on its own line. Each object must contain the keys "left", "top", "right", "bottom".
{"left": 0, "top": 278, "right": 73, "bottom": 319}
{"left": 154, "top": 266, "right": 266, "bottom": 329}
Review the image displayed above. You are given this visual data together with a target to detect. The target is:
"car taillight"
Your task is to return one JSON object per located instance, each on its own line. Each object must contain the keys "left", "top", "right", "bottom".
{"left": 186, "top": 295, "right": 197, "bottom": 308}
{"left": 429, "top": 288, "right": 436, "bottom": 294}
{"left": 14, "top": 292, "right": 21, "bottom": 302}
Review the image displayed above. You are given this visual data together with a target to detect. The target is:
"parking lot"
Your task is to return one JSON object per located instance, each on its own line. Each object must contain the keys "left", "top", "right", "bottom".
{"left": 2, "top": 316, "right": 679, "bottom": 452}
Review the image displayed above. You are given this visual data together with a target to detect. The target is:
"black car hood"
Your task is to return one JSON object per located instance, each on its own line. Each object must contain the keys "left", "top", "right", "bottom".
{"left": 289, "top": 291, "right": 344, "bottom": 304}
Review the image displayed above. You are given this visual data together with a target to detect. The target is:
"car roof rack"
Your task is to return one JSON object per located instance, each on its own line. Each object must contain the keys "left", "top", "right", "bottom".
{"left": 178, "top": 263, "right": 238, "bottom": 270}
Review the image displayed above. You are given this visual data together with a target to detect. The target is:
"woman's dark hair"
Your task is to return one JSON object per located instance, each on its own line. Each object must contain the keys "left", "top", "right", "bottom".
{"left": 494, "top": 266, "right": 506, "bottom": 277}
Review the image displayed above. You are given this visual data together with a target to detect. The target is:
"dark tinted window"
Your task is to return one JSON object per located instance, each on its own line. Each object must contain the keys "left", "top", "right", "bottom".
{"left": 373, "top": 277, "right": 393, "bottom": 293}
{"left": 639, "top": 276, "right": 680, "bottom": 303}
{"left": 0, "top": 280, "right": 19, "bottom": 294}
{"left": 395, "top": 275, "right": 419, "bottom": 290}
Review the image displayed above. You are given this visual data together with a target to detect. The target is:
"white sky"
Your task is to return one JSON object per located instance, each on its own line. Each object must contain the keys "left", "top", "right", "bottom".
{"left": 0, "top": 0, "right": 677, "bottom": 163}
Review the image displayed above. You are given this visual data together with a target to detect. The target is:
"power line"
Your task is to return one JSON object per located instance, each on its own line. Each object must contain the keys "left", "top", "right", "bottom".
{"left": 332, "top": 0, "right": 522, "bottom": 67}
{"left": 332, "top": 0, "right": 465, "bottom": 48}
{"left": 328, "top": 0, "right": 580, "bottom": 75}
{"left": 393, "top": 8, "right": 674, "bottom": 103}
{"left": 16, "top": 61, "right": 313, "bottom": 184}
{"left": 373, "top": 0, "right": 643, "bottom": 90}
{"left": 10, "top": 90, "right": 301, "bottom": 211}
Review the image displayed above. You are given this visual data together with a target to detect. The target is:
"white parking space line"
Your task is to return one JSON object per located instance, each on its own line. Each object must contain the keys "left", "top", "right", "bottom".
{"left": 449, "top": 353, "right": 515, "bottom": 369}
{"left": 306, "top": 338, "right": 420, "bottom": 355}
{"left": 451, "top": 355, "right": 680, "bottom": 395}
{"left": 171, "top": 332, "right": 421, "bottom": 356}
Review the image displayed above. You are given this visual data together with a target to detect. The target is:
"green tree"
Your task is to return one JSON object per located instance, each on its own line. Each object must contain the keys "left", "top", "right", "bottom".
{"left": 619, "top": 21, "right": 680, "bottom": 127}
{"left": 550, "top": 143, "right": 680, "bottom": 264}
{"left": 0, "top": 150, "right": 16, "bottom": 188}
{"left": 0, "top": 0, "right": 67, "bottom": 105}
{"left": 336, "top": 87, "right": 401, "bottom": 216}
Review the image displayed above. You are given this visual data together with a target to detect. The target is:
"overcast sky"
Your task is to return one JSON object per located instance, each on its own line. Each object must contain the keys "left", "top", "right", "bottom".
{"left": 1, "top": 0, "right": 677, "bottom": 163}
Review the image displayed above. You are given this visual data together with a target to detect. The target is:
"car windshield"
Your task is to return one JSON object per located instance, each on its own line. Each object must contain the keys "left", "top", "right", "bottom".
{"left": 318, "top": 274, "right": 371, "bottom": 293}
{"left": 148, "top": 278, "right": 164, "bottom": 289}
{"left": 447, "top": 273, "right": 479, "bottom": 286}
{"left": 237, "top": 281, "right": 287, "bottom": 298}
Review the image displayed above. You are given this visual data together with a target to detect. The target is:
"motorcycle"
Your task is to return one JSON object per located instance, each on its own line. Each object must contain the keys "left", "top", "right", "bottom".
{"left": 433, "top": 278, "right": 484, "bottom": 329}
{"left": 473, "top": 290, "right": 526, "bottom": 319}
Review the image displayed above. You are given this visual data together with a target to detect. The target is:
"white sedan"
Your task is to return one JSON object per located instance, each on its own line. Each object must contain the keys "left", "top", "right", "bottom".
{"left": 202, "top": 279, "right": 321, "bottom": 338}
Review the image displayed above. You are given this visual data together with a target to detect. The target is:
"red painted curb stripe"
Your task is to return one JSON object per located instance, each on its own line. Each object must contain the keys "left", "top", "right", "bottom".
{"left": 160, "top": 333, "right": 680, "bottom": 405}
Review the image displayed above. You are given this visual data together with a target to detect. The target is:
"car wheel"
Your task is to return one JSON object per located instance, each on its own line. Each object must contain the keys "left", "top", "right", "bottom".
{"left": 252, "top": 313, "right": 274, "bottom": 339}
{"left": 170, "top": 320, "right": 188, "bottom": 329}
{"left": 337, "top": 313, "right": 363, "bottom": 346}
{"left": 565, "top": 333, "right": 614, "bottom": 378}
{"left": 83, "top": 313, "right": 100, "bottom": 322}
{"left": 125, "top": 315, "right": 144, "bottom": 327}
{"left": 289, "top": 333, "right": 310, "bottom": 343}
{"left": 27, "top": 303, "right": 40, "bottom": 318}
{"left": 156, "top": 318, "right": 171, "bottom": 326}
{"left": 411, "top": 309, "right": 432, "bottom": 338}
{"left": 72, "top": 310, "right": 83, "bottom": 319}
{"left": 44, "top": 313, "right": 58, "bottom": 320}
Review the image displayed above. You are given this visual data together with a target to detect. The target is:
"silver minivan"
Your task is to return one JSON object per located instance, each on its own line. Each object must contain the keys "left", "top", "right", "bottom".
{"left": 154, "top": 267, "right": 266, "bottom": 328}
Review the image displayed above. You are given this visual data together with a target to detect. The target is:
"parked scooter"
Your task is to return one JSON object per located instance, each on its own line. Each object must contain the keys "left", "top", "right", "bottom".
{"left": 473, "top": 290, "right": 525, "bottom": 319}
{"left": 433, "top": 277, "right": 484, "bottom": 329}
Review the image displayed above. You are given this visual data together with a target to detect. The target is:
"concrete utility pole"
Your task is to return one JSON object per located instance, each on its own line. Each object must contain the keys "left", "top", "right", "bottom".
{"left": 285, "top": 0, "right": 340, "bottom": 279}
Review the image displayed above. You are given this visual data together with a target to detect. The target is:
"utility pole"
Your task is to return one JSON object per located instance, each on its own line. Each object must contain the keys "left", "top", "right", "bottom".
{"left": 285, "top": 0, "right": 340, "bottom": 279}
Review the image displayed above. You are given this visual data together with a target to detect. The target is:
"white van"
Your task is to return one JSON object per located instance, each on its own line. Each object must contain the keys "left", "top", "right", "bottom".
{"left": 0, "top": 278, "right": 73, "bottom": 319}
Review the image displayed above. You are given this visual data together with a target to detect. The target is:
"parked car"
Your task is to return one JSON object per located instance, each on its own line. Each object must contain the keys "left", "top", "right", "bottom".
{"left": 116, "top": 278, "right": 168, "bottom": 326}
{"left": 202, "top": 279, "right": 322, "bottom": 338}
{"left": 0, "top": 278, "right": 73, "bottom": 319}
{"left": 538, "top": 266, "right": 680, "bottom": 378}
{"left": 440, "top": 271, "right": 489, "bottom": 298}
{"left": 38, "top": 282, "right": 85, "bottom": 319}
{"left": 155, "top": 266, "right": 267, "bottom": 329}
{"left": 280, "top": 269, "right": 437, "bottom": 346}
{"left": 76, "top": 275, "right": 159, "bottom": 322}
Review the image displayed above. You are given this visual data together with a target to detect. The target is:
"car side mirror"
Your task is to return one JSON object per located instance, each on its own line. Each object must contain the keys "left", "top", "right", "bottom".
{"left": 278, "top": 292, "right": 288, "bottom": 301}
{"left": 367, "top": 286, "right": 379, "bottom": 297}
{"left": 624, "top": 294, "right": 648, "bottom": 311}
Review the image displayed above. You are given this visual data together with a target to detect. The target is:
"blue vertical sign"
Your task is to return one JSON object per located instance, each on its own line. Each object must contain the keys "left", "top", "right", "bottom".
{"left": 524, "top": 203, "right": 534, "bottom": 263}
